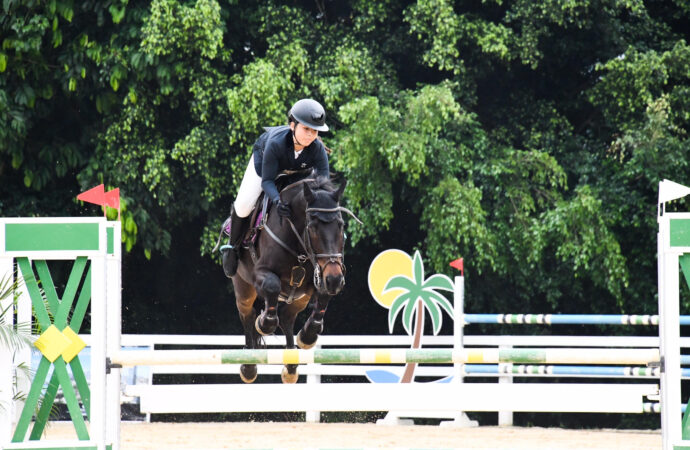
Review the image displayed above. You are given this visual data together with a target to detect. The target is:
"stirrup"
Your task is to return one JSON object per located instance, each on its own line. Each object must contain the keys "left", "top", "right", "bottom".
{"left": 212, "top": 217, "right": 232, "bottom": 253}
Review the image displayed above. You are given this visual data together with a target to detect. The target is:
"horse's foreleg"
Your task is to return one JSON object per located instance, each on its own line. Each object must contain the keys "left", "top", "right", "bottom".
{"left": 239, "top": 310, "right": 259, "bottom": 383}
{"left": 297, "top": 293, "right": 330, "bottom": 349}
{"left": 234, "top": 279, "right": 259, "bottom": 383}
{"left": 278, "top": 301, "right": 304, "bottom": 384}
{"left": 254, "top": 270, "right": 281, "bottom": 336}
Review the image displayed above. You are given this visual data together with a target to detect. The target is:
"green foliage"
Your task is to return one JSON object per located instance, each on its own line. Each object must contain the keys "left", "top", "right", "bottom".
{"left": 589, "top": 41, "right": 690, "bottom": 130}
{"left": 422, "top": 177, "right": 495, "bottom": 274}
{"left": 0, "top": 272, "right": 32, "bottom": 352}
{"left": 141, "top": 0, "right": 223, "bottom": 59}
{"left": 532, "top": 185, "right": 629, "bottom": 304}
{"left": 2, "top": 0, "right": 689, "bottom": 325}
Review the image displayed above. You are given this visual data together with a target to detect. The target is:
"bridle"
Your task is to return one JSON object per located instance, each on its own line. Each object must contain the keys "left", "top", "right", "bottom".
{"left": 264, "top": 204, "right": 362, "bottom": 293}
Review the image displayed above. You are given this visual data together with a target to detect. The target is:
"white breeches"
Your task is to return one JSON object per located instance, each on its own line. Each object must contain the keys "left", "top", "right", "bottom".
{"left": 234, "top": 155, "right": 263, "bottom": 218}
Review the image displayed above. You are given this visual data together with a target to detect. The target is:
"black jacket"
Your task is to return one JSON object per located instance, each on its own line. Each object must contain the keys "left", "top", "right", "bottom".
{"left": 252, "top": 125, "right": 329, "bottom": 203}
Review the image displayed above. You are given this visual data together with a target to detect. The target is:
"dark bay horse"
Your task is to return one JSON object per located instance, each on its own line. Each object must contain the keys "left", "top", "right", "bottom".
{"left": 232, "top": 176, "right": 358, "bottom": 383}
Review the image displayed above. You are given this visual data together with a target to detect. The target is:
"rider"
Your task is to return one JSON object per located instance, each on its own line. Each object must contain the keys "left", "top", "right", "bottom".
{"left": 221, "top": 98, "right": 331, "bottom": 278}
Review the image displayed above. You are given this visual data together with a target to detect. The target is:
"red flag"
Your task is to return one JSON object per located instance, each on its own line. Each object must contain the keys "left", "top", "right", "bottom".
{"left": 77, "top": 184, "right": 105, "bottom": 206}
{"left": 104, "top": 188, "right": 120, "bottom": 210}
{"left": 449, "top": 258, "right": 464, "bottom": 276}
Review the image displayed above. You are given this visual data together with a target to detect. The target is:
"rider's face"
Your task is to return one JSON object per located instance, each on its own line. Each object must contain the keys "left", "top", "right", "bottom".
{"left": 291, "top": 122, "right": 318, "bottom": 148}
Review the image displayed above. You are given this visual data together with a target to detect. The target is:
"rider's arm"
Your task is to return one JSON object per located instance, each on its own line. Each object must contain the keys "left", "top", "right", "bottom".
{"left": 261, "top": 144, "right": 282, "bottom": 203}
{"left": 313, "top": 141, "right": 330, "bottom": 178}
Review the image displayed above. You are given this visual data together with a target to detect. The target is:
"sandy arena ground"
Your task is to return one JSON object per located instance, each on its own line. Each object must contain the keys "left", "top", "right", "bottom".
{"left": 41, "top": 421, "right": 661, "bottom": 449}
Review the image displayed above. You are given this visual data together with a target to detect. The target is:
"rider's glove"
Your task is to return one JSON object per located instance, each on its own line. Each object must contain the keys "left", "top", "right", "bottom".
{"left": 276, "top": 200, "right": 292, "bottom": 218}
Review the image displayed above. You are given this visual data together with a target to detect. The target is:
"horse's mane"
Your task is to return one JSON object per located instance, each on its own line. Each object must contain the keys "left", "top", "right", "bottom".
{"left": 281, "top": 176, "right": 337, "bottom": 199}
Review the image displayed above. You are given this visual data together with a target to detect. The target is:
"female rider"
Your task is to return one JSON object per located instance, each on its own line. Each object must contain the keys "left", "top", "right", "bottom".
{"left": 221, "top": 98, "right": 330, "bottom": 278}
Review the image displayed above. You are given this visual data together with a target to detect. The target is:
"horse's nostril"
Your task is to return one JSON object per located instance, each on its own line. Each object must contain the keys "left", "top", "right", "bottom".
{"left": 326, "top": 274, "right": 344, "bottom": 293}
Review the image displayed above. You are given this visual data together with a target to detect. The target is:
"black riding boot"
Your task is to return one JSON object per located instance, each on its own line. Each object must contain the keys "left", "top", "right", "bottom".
{"left": 221, "top": 207, "right": 249, "bottom": 278}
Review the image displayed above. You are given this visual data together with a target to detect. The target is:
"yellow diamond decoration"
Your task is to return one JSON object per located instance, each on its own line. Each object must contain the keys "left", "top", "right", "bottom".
{"left": 61, "top": 327, "right": 86, "bottom": 363}
{"left": 34, "top": 325, "right": 71, "bottom": 363}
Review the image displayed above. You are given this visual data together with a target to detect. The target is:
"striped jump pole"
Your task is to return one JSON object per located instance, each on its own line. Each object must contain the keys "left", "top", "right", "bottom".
{"left": 465, "top": 314, "right": 664, "bottom": 325}
{"left": 464, "top": 313, "right": 690, "bottom": 326}
{"left": 464, "top": 364, "right": 689, "bottom": 377}
{"left": 109, "top": 347, "right": 661, "bottom": 367}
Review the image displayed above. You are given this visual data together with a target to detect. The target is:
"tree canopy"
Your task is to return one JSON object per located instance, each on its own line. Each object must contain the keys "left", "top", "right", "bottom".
{"left": 2, "top": 0, "right": 689, "bottom": 327}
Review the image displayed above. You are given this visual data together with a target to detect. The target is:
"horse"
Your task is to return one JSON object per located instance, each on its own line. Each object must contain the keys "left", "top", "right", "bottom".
{"left": 231, "top": 176, "right": 359, "bottom": 383}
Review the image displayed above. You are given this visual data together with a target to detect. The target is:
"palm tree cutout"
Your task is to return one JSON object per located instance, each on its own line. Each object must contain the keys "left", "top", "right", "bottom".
{"left": 383, "top": 250, "right": 454, "bottom": 383}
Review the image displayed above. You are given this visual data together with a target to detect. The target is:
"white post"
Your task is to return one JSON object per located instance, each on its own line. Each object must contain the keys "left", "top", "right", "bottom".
{"left": 91, "top": 227, "right": 108, "bottom": 450}
{"left": 658, "top": 222, "right": 671, "bottom": 450}
{"left": 106, "top": 222, "right": 122, "bottom": 450}
{"left": 0, "top": 350, "right": 11, "bottom": 445}
{"left": 454, "top": 275, "right": 464, "bottom": 384}
{"left": 305, "top": 343, "right": 321, "bottom": 423}
{"left": 498, "top": 345, "right": 514, "bottom": 426}
{"left": 0, "top": 254, "right": 13, "bottom": 445}
{"left": 440, "top": 274, "right": 477, "bottom": 427}
{"left": 659, "top": 214, "right": 683, "bottom": 449}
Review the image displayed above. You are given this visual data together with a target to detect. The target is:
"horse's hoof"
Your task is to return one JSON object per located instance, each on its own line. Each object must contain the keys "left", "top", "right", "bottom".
{"left": 297, "top": 329, "right": 317, "bottom": 349}
{"left": 255, "top": 314, "right": 278, "bottom": 336}
{"left": 240, "top": 364, "right": 257, "bottom": 383}
{"left": 281, "top": 366, "right": 299, "bottom": 384}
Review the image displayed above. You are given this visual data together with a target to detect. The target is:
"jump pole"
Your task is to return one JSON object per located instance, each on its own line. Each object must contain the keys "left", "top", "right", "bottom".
{"left": 109, "top": 347, "right": 660, "bottom": 367}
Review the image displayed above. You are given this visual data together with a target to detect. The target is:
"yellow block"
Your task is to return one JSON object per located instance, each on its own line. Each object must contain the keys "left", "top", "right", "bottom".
{"left": 34, "top": 325, "right": 71, "bottom": 363}
{"left": 374, "top": 351, "right": 392, "bottom": 364}
{"left": 61, "top": 327, "right": 86, "bottom": 363}
{"left": 283, "top": 349, "right": 299, "bottom": 364}
{"left": 466, "top": 350, "right": 485, "bottom": 363}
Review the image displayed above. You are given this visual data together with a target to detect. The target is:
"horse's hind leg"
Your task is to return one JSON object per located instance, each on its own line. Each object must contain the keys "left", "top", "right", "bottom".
{"left": 234, "top": 276, "right": 260, "bottom": 383}
{"left": 254, "top": 270, "right": 281, "bottom": 336}
{"left": 278, "top": 295, "right": 309, "bottom": 384}
{"left": 297, "top": 293, "right": 330, "bottom": 349}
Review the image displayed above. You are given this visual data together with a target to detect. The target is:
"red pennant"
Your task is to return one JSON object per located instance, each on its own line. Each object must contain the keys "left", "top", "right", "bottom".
{"left": 449, "top": 258, "right": 464, "bottom": 276}
{"left": 77, "top": 184, "right": 105, "bottom": 206}
{"left": 104, "top": 188, "right": 120, "bottom": 210}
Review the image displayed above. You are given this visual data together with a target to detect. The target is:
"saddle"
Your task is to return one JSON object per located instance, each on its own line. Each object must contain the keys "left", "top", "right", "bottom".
{"left": 240, "top": 168, "right": 315, "bottom": 262}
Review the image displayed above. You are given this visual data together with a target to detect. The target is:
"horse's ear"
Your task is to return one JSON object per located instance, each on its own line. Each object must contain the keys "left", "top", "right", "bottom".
{"left": 332, "top": 180, "right": 347, "bottom": 203}
{"left": 303, "top": 182, "right": 316, "bottom": 203}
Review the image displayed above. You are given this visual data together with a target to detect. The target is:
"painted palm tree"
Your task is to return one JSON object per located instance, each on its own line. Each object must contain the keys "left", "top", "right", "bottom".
{"left": 383, "top": 250, "right": 454, "bottom": 383}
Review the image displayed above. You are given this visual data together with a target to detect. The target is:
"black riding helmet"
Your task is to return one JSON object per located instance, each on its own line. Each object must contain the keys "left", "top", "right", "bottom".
{"left": 289, "top": 99, "right": 329, "bottom": 132}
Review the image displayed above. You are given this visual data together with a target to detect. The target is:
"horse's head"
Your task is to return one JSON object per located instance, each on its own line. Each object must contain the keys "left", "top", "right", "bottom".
{"left": 301, "top": 178, "right": 347, "bottom": 296}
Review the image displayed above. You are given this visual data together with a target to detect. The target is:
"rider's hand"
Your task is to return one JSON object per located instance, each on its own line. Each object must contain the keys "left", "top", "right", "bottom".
{"left": 276, "top": 200, "right": 291, "bottom": 218}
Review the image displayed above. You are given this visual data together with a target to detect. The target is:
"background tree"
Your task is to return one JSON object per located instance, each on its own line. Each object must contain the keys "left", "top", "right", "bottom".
{"left": 1, "top": 1, "right": 688, "bottom": 392}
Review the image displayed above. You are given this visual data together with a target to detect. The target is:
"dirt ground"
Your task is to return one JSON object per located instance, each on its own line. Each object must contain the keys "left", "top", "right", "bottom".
{"left": 41, "top": 421, "right": 662, "bottom": 449}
